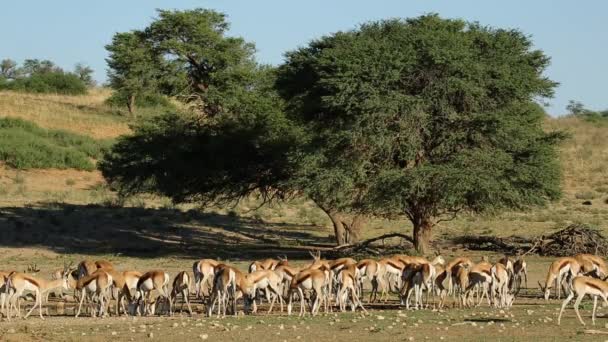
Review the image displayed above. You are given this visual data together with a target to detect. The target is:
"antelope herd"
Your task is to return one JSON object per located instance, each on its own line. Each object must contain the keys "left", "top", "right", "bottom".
{"left": 0, "top": 251, "right": 606, "bottom": 326}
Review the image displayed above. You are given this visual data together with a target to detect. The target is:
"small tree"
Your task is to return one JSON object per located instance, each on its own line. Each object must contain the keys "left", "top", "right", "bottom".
{"left": 105, "top": 31, "right": 158, "bottom": 114}
{"left": 0, "top": 59, "right": 18, "bottom": 79}
{"left": 144, "top": 8, "right": 257, "bottom": 116}
{"left": 276, "top": 15, "right": 564, "bottom": 253}
{"left": 74, "top": 63, "right": 95, "bottom": 87}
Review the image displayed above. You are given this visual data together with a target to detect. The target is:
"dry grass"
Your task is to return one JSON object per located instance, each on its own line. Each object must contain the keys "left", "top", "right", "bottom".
{"left": 0, "top": 89, "right": 130, "bottom": 139}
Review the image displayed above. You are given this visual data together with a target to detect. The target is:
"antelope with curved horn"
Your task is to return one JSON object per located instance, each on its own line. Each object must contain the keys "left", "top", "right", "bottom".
{"left": 5, "top": 261, "right": 74, "bottom": 320}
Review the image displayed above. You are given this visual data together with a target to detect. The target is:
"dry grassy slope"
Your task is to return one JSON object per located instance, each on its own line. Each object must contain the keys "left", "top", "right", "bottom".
{"left": 0, "top": 90, "right": 607, "bottom": 242}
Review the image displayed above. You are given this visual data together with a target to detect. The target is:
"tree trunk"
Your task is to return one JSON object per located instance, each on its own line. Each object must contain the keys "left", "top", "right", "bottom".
{"left": 127, "top": 94, "right": 135, "bottom": 115}
{"left": 413, "top": 217, "right": 433, "bottom": 255}
{"left": 328, "top": 212, "right": 347, "bottom": 245}
{"left": 344, "top": 215, "right": 365, "bottom": 243}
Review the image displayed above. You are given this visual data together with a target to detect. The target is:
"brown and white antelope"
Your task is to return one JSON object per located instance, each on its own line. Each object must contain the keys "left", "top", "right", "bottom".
{"left": 491, "top": 263, "right": 514, "bottom": 308}
{"left": 512, "top": 257, "right": 528, "bottom": 293}
{"left": 463, "top": 259, "right": 493, "bottom": 307}
{"left": 574, "top": 254, "right": 608, "bottom": 279}
{"left": 287, "top": 267, "right": 329, "bottom": 317}
{"left": 207, "top": 264, "right": 247, "bottom": 317}
{"left": 102, "top": 269, "right": 142, "bottom": 316}
{"left": 135, "top": 270, "right": 171, "bottom": 316}
{"left": 75, "top": 269, "right": 113, "bottom": 318}
{"left": 558, "top": 276, "right": 608, "bottom": 326}
{"left": 243, "top": 270, "right": 285, "bottom": 314}
{"left": 5, "top": 262, "right": 74, "bottom": 320}
{"left": 171, "top": 271, "right": 193, "bottom": 315}
{"left": 336, "top": 264, "right": 366, "bottom": 313}
{"left": 356, "top": 259, "right": 385, "bottom": 303}
{"left": 445, "top": 257, "right": 474, "bottom": 296}
{"left": 539, "top": 257, "right": 581, "bottom": 300}
{"left": 193, "top": 259, "right": 220, "bottom": 299}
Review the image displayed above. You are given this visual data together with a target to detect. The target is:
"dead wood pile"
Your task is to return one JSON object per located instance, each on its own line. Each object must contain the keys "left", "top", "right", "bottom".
{"left": 537, "top": 223, "right": 608, "bottom": 256}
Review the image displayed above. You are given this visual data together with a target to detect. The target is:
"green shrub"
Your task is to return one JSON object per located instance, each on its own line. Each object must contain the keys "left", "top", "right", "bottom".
{"left": 0, "top": 117, "right": 111, "bottom": 170}
{"left": 1, "top": 71, "right": 87, "bottom": 95}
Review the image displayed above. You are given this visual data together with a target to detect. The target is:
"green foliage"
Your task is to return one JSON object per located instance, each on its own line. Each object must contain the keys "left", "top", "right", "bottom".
{"left": 2, "top": 71, "right": 87, "bottom": 95}
{"left": 100, "top": 69, "right": 300, "bottom": 204}
{"left": 276, "top": 15, "right": 564, "bottom": 250}
{"left": 105, "top": 31, "right": 160, "bottom": 113}
{"left": 105, "top": 8, "right": 258, "bottom": 115}
{"left": 100, "top": 13, "right": 565, "bottom": 251}
{"left": 0, "top": 117, "right": 110, "bottom": 170}
{"left": 0, "top": 58, "right": 88, "bottom": 95}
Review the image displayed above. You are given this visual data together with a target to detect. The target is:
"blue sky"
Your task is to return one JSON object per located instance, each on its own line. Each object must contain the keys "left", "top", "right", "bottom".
{"left": 1, "top": 1, "right": 606, "bottom": 115}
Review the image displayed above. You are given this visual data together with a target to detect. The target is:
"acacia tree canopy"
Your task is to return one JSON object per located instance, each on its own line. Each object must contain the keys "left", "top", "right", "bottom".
{"left": 276, "top": 15, "right": 564, "bottom": 253}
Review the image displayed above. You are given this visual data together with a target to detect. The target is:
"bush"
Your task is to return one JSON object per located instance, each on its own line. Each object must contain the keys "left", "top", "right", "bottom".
{"left": 0, "top": 117, "right": 111, "bottom": 170}
{"left": 0, "top": 71, "right": 87, "bottom": 95}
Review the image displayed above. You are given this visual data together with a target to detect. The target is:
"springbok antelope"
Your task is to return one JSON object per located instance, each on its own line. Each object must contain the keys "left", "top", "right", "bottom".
{"left": 304, "top": 250, "right": 331, "bottom": 271}
{"left": 558, "top": 276, "right": 608, "bottom": 326}
{"left": 329, "top": 258, "right": 357, "bottom": 299}
{"left": 48, "top": 268, "right": 78, "bottom": 301}
{"left": 463, "top": 259, "right": 493, "bottom": 307}
{"left": 95, "top": 260, "right": 114, "bottom": 270}
{"left": 287, "top": 267, "right": 329, "bottom": 317}
{"left": 539, "top": 257, "right": 581, "bottom": 300}
{"left": 378, "top": 257, "right": 407, "bottom": 300}
{"left": 401, "top": 262, "right": 436, "bottom": 309}
{"left": 454, "top": 263, "right": 471, "bottom": 308}
{"left": 135, "top": 270, "right": 171, "bottom": 316}
{"left": 5, "top": 262, "right": 74, "bottom": 320}
{"left": 445, "top": 257, "right": 474, "bottom": 296}
{"left": 243, "top": 270, "right": 285, "bottom": 314}
{"left": 433, "top": 265, "right": 449, "bottom": 308}
{"left": 356, "top": 259, "right": 385, "bottom": 303}
{"left": 336, "top": 264, "right": 367, "bottom": 313}
{"left": 77, "top": 260, "right": 98, "bottom": 279}
{"left": 193, "top": 259, "right": 220, "bottom": 299}
{"left": 207, "top": 264, "right": 247, "bottom": 317}
{"left": 248, "top": 257, "right": 288, "bottom": 273}
{"left": 574, "top": 254, "right": 608, "bottom": 279}
{"left": 274, "top": 264, "right": 301, "bottom": 297}
{"left": 512, "top": 257, "right": 528, "bottom": 293}
{"left": 491, "top": 263, "right": 514, "bottom": 308}
{"left": 75, "top": 269, "right": 113, "bottom": 318}
{"left": 170, "top": 271, "right": 193, "bottom": 315}
{"left": 101, "top": 269, "right": 142, "bottom": 316}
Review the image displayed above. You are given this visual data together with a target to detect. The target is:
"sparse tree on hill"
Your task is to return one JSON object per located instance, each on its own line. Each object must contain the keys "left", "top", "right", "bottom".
{"left": 74, "top": 63, "right": 95, "bottom": 87}
{"left": 0, "top": 59, "right": 18, "bottom": 79}
{"left": 105, "top": 31, "right": 158, "bottom": 114}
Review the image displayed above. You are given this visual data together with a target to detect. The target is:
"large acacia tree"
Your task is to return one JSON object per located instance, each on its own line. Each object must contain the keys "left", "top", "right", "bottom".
{"left": 276, "top": 15, "right": 564, "bottom": 253}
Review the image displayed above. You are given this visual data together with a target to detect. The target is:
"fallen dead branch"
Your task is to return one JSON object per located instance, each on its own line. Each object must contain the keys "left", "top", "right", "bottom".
{"left": 329, "top": 233, "right": 414, "bottom": 257}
